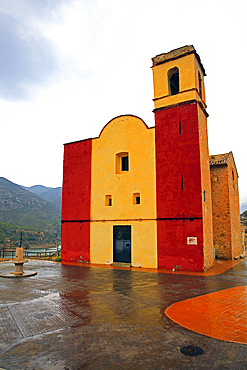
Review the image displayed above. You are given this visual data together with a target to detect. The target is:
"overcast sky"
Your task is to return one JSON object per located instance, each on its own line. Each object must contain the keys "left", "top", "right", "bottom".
{"left": 0, "top": 0, "right": 247, "bottom": 203}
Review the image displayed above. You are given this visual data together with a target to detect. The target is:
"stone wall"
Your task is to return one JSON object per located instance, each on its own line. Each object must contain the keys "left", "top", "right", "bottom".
{"left": 227, "top": 155, "right": 242, "bottom": 258}
{"left": 240, "top": 222, "right": 245, "bottom": 250}
{"left": 210, "top": 164, "right": 231, "bottom": 258}
{"left": 210, "top": 153, "right": 242, "bottom": 259}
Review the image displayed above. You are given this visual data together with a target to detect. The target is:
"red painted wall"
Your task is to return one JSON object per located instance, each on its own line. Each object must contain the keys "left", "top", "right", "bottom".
{"left": 61, "top": 139, "right": 92, "bottom": 263}
{"left": 157, "top": 219, "right": 203, "bottom": 271}
{"left": 155, "top": 102, "right": 204, "bottom": 271}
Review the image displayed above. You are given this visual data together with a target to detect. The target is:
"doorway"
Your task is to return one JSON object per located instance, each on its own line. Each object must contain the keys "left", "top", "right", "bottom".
{"left": 113, "top": 226, "right": 131, "bottom": 263}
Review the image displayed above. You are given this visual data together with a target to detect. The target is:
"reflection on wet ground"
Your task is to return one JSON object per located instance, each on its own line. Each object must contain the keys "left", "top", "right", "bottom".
{"left": 0, "top": 260, "right": 247, "bottom": 369}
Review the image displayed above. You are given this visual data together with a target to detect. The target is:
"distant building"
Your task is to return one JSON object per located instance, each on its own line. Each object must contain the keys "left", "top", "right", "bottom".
{"left": 210, "top": 152, "right": 242, "bottom": 259}
{"left": 61, "top": 45, "right": 242, "bottom": 272}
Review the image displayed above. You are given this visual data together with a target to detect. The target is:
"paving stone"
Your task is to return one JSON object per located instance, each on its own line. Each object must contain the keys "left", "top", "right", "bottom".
{"left": 0, "top": 306, "right": 22, "bottom": 353}
{"left": 0, "top": 260, "right": 247, "bottom": 369}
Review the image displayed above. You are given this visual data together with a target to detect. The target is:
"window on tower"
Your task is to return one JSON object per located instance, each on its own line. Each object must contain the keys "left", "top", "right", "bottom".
{"left": 198, "top": 71, "right": 202, "bottom": 99}
{"left": 168, "top": 67, "right": 179, "bottom": 95}
{"left": 232, "top": 170, "right": 235, "bottom": 190}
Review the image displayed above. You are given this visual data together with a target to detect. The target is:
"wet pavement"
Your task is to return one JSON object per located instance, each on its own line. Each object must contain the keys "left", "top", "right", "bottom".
{"left": 0, "top": 260, "right": 247, "bottom": 369}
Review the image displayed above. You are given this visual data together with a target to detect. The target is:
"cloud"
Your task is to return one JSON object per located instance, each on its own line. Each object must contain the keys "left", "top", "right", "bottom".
{"left": 0, "top": 0, "right": 101, "bottom": 101}
{"left": 0, "top": 0, "right": 68, "bottom": 20}
{"left": 0, "top": 10, "right": 59, "bottom": 100}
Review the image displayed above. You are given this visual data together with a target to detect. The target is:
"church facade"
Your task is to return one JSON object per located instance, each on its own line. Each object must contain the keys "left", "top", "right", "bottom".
{"left": 61, "top": 45, "right": 242, "bottom": 272}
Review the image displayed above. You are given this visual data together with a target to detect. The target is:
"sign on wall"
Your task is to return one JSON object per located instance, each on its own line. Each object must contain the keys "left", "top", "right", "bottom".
{"left": 187, "top": 237, "right": 197, "bottom": 245}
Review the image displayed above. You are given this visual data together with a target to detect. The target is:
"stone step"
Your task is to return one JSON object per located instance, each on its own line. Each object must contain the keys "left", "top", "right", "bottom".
{"left": 111, "top": 262, "right": 131, "bottom": 268}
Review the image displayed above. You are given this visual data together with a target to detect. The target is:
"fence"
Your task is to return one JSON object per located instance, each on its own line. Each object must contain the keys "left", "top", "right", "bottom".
{"left": 0, "top": 249, "right": 61, "bottom": 259}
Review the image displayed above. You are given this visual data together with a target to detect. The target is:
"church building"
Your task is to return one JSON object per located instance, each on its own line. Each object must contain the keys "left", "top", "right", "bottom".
{"left": 61, "top": 45, "right": 242, "bottom": 272}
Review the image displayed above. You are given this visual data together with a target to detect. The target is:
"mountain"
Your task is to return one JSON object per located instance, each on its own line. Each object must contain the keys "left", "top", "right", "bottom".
{"left": 22, "top": 185, "right": 53, "bottom": 196}
{"left": 0, "top": 177, "right": 61, "bottom": 249}
{"left": 22, "top": 185, "right": 62, "bottom": 210}
{"left": 240, "top": 203, "right": 247, "bottom": 214}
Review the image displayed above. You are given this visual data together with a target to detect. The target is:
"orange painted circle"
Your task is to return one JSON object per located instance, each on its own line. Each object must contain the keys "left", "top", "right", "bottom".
{"left": 166, "top": 286, "right": 247, "bottom": 345}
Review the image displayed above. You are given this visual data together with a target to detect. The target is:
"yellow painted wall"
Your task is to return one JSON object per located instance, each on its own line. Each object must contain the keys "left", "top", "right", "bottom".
{"left": 90, "top": 116, "right": 157, "bottom": 268}
{"left": 90, "top": 221, "right": 157, "bottom": 268}
{"left": 194, "top": 57, "right": 206, "bottom": 103}
{"left": 152, "top": 53, "right": 206, "bottom": 110}
{"left": 197, "top": 106, "right": 214, "bottom": 270}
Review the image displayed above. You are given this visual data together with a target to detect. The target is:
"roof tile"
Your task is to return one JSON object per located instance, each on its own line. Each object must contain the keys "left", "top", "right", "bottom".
{"left": 209, "top": 153, "right": 231, "bottom": 166}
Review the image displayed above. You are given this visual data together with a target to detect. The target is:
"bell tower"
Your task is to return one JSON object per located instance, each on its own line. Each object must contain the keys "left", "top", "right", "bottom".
{"left": 152, "top": 45, "right": 214, "bottom": 272}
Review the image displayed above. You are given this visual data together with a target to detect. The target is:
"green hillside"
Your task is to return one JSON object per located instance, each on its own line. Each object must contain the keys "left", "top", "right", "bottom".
{"left": 241, "top": 211, "right": 247, "bottom": 227}
{"left": 0, "top": 177, "right": 61, "bottom": 248}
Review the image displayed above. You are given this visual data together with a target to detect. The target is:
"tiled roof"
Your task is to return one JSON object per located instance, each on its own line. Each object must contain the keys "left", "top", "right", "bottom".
{"left": 152, "top": 45, "right": 206, "bottom": 75}
{"left": 209, "top": 152, "right": 231, "bottom": 166}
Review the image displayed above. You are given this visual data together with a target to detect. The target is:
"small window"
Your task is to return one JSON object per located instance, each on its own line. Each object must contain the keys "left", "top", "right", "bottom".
{"left": 181, "top": 174, "right": 183, "bottom": 190}
{"left": 105, "top": 195, "right": 112, "bottom": 206}
{"left": 121, "top": 156, "right": 129, "bottom": 171}
{"left": 168, "top": 67, "right": 179, "bottom": 96}
{"left": 198, "top": 71, "right": 202, "bottom": 99}
{"left": 232, "top": 171, "right": 235, "bottom": 189}
{"left": 133, "top": 193, "right": 141, "bottom": 205}
{"left": 116, "top": 152, "right": 129, "bottom": 174}
{"left": 179, "top": 121, "right": 181, "bottom": 135}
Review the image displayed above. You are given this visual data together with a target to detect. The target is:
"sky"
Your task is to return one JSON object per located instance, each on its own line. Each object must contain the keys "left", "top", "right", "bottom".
{"left": 0, "top": 0, "right": 247, "bottom": 202}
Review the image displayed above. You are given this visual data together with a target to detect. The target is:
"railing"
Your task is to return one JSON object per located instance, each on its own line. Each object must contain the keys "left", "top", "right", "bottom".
{"left": 0, "top": 249, "right": 61, "bottom": 259}
{"left": 24, "top": 250, "right": 60, "bottom": 258}
{"left": 0, "top": 249, "right": 16, "bottom": 259}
